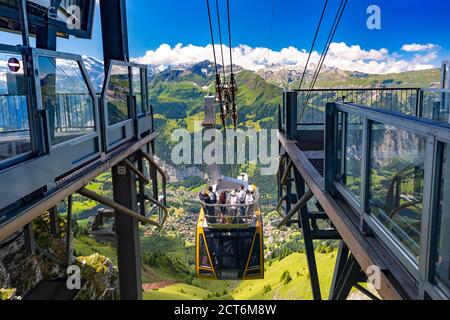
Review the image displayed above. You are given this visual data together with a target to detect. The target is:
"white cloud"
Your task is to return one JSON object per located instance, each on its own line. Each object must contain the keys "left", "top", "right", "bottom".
{"left": 134, "top": 42, "right": 440, "bottom": 75}
{"left": 401, "top": 43, "right": 439, "bottom": 52}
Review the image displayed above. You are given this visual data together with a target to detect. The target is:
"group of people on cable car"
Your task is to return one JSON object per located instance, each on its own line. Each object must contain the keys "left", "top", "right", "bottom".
{"left": 198, "top": 184, "right": 257, "bottom": 224}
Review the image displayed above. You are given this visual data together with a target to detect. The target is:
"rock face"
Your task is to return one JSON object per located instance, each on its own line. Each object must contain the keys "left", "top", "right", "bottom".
{"left": 155, "top": 156, "right": 206, "bottom": 183}
{"left": 75, "top": 253, "right": 119, "bottom": 300}
{"left": 0, "top": 214, "right": 118, "bottom": 300}
{"left": 0, "top": 230, "right": 47, "bottom": 299}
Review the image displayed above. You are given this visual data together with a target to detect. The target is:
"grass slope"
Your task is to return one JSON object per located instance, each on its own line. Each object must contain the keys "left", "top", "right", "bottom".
{"left": 143, "top": 283, "right": 216, "bottom": 301}
{"left": 146, "top": 252, "right": 337, "bottom": 301}
{"left": 231, "top": 252, "right": 336, "bottom": 300}
{"left": 73, "top": 235, "right": 118, "bottom": 265}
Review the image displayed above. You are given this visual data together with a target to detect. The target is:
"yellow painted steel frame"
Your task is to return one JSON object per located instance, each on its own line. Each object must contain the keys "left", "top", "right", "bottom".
{"left": 243, "top": 211, "right": 264, "bottom": 280}
{"left": 195, "top": 207, "right": 264, "bottom": 280}
{"left": 196, "top": 207, "right": 218, "bottom": 279}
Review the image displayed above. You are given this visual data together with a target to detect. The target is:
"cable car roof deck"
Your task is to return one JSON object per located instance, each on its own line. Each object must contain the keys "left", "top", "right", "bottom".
{"left": 196, "top": 184, "right": 264, "bottom": 281}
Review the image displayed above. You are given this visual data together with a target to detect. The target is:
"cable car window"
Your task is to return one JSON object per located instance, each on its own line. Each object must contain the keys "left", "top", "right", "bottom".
{"left": 132, "top": 67, "right": 144, "bottom": 115}
{"left": 0, "top": 52, "right": 31, "bottom": 162}
{"left": 107, "top": 64, "right": 130, "bottom": 126}
{"left": 435, "top": 144, "right": 450, "bottom": 291}
{"left": 369, "top": 122, "right": 425, "bottom": 262}
{"left": 39, "top": 56, "right": 95, "bottom": 146}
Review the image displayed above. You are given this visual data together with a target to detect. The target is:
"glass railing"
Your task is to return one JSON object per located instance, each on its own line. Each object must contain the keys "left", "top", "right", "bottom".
{"left": 0, "top": 46, "right": 155, "bottom": 219}
{"left": 326, "top": 101, "right": 450, "bottom": 299}
{"left": 0, "top": 49, "right": 32, "bottom": 163}
{"left": 419, "top": 89, "right": 450, "bottom": 123}
{"left": 199, "top": 190, "right": 261, "bottom": 227}
{"left": 102, "top": 60, "right": 152, "bottom": 150}
{"left": 0, "top": 95, "right": 29, "bottom": 133}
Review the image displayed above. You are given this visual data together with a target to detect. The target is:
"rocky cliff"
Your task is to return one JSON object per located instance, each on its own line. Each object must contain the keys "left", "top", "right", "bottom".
{"left": 0, "top": 213, "right": 119, "bottom": 300}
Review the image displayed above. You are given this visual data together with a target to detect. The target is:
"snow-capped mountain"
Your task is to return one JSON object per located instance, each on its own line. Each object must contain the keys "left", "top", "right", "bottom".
{"left": 256, "top": 63, "right": 370, "bottom": 87}
{"left": 82, "top": 56, "right": 105, "bottom": 93}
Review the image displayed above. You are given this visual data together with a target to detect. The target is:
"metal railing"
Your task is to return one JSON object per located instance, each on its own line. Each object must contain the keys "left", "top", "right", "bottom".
{"left": 325, "top": 101, "right": 450, "bottom": 300}
{"left": 418, "top": 88, "right": 450, "bottom": 123}
{"left": 1, "top": 93, "right": 96, "bottom": 134}
{"left": 199, "top": 191, "right": 261, "bottom": 226}
{"left": 53, "top": 93, "right": 95, "bottom": 132}
{"left": 297, "top": 88, "right": 421, "bottom": 126}
{"left": 0, "top": 94, "right": 29, "bottom": 133}
{"left": 279, "top": 88, "right": 450, "bottom": 137}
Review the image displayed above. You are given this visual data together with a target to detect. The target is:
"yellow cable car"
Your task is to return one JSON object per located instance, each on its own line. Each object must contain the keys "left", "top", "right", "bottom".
{"left": 196, "top": 184, "right": 264, "bottom": 280}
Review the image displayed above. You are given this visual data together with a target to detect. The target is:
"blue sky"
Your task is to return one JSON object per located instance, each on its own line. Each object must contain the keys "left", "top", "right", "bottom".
{"left": 0, "top": 0, "right": 449, "bottom": 74}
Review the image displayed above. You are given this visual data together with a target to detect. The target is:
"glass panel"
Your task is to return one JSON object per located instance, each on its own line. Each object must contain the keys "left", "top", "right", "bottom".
{"left": 369, "top": 122, "right": 426, "bottom": 261}
{"left": 336, "top": 111, "right": 344, "bottom": 180}
{"left": 443, "top": 64, "right": 449, "bottom": 89}
{"left": 421, "top": 90, "right": 450, "bottom": 123}
{"left": 132, "top": 67, "right": 144, "bottom": 115}
{"left": 39, "top": 57, "right": 95, "bottom": 146}
{"left": 340, "top": 114, "right": 364, "bottom": 201}
{"left": 107, "top": 64, "right": 130, "bottom": 126}
{"left": 435, "top": 144, "right": 450, "bottom": 290}
{"left": 0, "top": 51, "right": 32, "bottom": 162}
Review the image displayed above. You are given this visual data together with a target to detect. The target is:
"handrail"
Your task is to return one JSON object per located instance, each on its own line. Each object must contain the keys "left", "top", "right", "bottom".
{"left": 276, "top": 196, "right": 286, "bottom": 217}
{"left": 144, "top": 194, "right": 169, "bottom": 226}
{"left": 325, "top": 100, "right": 450, "bottom": 298}
{"left": 141, "top": 151, "right": 168, "bottom": 207}
{"left": 293, "top": 87, "right": 423, "bottom": 128}
{"left": 277, "top": 190, "right": 313, "bottom": 228}
{"left": 77, "top": 188, "right": 161, "bottom": 228}
{"left": 295, "top": 87, "right": 421, "bottom": 92}
{"left": 420, "top": 88, "right": 450, "bottom": 93}
{"left": 334, "top": 102, "right": 450, "bottom": 139}
{"left": 201, "top": 204, "right": 260, "bottom": 227}
{"left": 198, "top": 190, "right": 260, "bottom": 208}
{"left": 141, "top": 151, "right": 169, "bottom": 182}
{"left": 124, "top": 159, "right": 150, "bottom": 185}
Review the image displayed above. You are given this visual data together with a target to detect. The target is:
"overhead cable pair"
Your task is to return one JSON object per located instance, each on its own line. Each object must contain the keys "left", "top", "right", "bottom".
{"left": 298, "top": 0, "right": 348, "bottom": 123}
{"left": 206, "top": 0, "right": 238, "bottom": 129}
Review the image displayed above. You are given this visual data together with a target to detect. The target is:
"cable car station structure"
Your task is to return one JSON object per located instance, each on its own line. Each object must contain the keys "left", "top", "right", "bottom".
{"left": 278, "top": 86, "right": 450, "bottom": 300}
{"left": 0, "top": 0, "right": 168, "bottom": 300}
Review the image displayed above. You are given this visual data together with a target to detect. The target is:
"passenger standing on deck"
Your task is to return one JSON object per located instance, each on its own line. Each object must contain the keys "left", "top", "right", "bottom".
{"left": 208, "top": 186, "right": 217, "bottom": 204}
{"left": 218, "top": 191, "right": 228, "bottom": 223}
{"left": 245, "top": 189, "right": 255, "bottom": 218}
{"left": 198, "top": 190, "right": 210, "bottom": 204}
{"left": 238, "top": 185, "right": 246, "bottom": 216}
{"left": 199, "top": 190, "right": 214, "bottom": 221}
